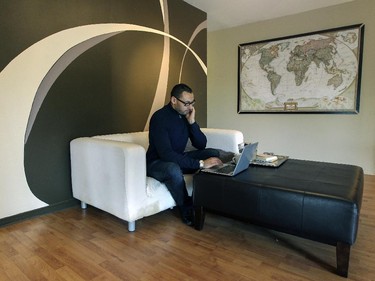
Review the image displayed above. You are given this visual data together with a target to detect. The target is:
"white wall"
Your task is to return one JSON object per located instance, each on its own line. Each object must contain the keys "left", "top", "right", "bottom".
{"left": 207, "top": 0, "right": 375, "bottom": 175}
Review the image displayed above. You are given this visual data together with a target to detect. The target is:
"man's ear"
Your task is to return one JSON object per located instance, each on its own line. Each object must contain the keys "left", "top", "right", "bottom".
{"left": 171, "top": 96, "right": 177, "bottom": 105}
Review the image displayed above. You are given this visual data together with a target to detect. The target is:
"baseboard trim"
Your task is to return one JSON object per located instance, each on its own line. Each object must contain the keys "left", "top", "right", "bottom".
{"left": 0, "top": 199, "right": 80, "bottom": 227}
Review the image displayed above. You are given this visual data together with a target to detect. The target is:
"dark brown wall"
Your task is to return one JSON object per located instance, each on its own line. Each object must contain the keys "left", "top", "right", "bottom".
{"left": 0, "top": 0, "right": 206, "bottom": 207}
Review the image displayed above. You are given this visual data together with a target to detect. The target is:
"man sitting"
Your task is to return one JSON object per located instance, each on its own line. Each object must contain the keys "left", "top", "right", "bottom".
{"left": 146, "top": 83, "right": 222, "bottom": 226}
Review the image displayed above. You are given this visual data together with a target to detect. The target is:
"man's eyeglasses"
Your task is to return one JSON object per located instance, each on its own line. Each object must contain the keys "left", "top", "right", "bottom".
{"left": 175, "top": 96, "right": 195, "bottom": 107}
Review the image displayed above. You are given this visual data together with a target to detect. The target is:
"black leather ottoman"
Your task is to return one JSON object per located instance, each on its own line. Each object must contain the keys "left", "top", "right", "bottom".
{"left": 193, "top": 159, "right": 364, "bottom": 277}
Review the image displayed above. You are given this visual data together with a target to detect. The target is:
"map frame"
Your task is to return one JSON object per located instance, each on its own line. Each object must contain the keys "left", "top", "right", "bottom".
{"left": 237, "top": 24, "right": 365, "bottom": 114}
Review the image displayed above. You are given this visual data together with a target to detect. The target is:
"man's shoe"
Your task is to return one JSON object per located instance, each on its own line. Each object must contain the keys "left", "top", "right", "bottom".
{"left": 181, "top": 214, "right": 194, "bottom": 226}
{"left": 180, "top": 205, "right": 194, "bottom": 226}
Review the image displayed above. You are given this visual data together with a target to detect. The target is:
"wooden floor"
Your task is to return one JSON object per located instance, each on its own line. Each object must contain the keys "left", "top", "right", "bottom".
{"left": 1, "top": 175, "right": 374, "bottom": 281}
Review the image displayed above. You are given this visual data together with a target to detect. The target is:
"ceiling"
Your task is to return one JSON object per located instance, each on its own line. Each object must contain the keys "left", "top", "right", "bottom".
{"left": 183, "top": 0, "right": 354, "bottom": 31}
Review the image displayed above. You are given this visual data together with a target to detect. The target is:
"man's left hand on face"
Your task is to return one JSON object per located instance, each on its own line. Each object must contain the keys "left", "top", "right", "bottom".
{"left": 186, "top": 106, "right": 195, "bottom": 124}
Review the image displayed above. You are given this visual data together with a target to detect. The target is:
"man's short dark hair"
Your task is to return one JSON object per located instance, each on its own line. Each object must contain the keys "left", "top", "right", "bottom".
{"left": 170, "top": 83, "right": 193, "bottom": 98}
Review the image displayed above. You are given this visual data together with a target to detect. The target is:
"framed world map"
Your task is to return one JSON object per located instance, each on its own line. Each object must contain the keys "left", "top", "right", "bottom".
{"left": 238, "top": 24, "right": 365, "bottom": 113}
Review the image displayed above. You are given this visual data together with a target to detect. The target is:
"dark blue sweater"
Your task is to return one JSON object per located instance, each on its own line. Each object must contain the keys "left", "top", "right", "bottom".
{"left": 146, "top": 103, "right": 207, "bottom": 169}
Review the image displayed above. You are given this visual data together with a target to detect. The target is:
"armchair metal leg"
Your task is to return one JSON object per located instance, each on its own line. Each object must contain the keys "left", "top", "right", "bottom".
{"left": 128, "top": 221, "right": 135, "bottom": 232}
{"left": 80, "top": 201, "right": 87, "bottom": 209}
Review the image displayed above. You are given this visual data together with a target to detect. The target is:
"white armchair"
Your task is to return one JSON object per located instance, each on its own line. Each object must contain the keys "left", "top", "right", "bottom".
{"left": 70, "top": 128, "right": 244, "bottom": 231}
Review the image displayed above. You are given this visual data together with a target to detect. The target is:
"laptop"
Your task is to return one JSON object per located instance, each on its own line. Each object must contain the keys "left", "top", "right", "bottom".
{"left": 201, "top": 142, "right": 258, "bottom": 176}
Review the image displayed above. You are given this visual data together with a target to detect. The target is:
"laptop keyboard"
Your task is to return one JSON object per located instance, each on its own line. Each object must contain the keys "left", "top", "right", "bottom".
{"left": 217, "top": 165, "right": 235, "bottom": 173}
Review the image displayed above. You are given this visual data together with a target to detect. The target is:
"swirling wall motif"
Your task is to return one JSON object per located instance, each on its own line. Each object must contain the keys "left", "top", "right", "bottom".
{"left": 0, "top": 5, "right": 206, "bottom": 219}
{"left": 25, "top": 24, "right": 207, "bottom": 143}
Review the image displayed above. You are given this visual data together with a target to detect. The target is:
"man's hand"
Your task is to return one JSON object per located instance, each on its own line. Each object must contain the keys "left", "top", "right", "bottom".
{"left": 185, "top": 106, "right": 196, "bottom": 125}
{"left": 203, "top": 157, "right": 223, "bottom": 168}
